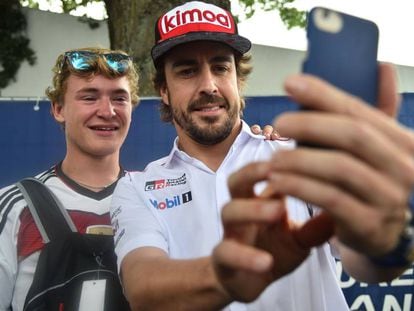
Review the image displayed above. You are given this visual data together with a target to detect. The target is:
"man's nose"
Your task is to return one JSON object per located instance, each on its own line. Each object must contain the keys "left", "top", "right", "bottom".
{"left": 97, "top": 98, "right": 116, "bottom": 118}
{"left": 198, "top": 68, "right": 218, "bottom": 95}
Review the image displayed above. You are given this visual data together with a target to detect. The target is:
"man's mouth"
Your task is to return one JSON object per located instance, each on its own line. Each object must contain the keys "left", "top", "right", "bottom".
{"left": 194, "top": 105, "right": 223, "bottom": 112}
{"left": 89, "top": 126, "right": 118, "bottom": 131}
{"left": 190, "top": 95, "right": 228, "bottom": 113}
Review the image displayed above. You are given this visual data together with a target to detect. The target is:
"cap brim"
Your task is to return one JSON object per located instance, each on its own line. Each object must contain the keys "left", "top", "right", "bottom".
{"left": 151, "top": 32, "right": 252, "bottom": 62}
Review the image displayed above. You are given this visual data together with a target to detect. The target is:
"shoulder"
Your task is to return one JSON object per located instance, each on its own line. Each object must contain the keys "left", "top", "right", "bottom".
{"left": 0, "top": 167, "right": 57, "bottom": 231}
{"left": 241, "top": 121, "right": 296, "bottom": 150}
{"left": 0, "top": 183, "right": 25, "bottom": 235}
{"left": 115, "top": 171, "right": 142, "bottom": 197}
{"left": 0, "top": 183, "right": 22, "bottom": 206}
{"left": 123, "top": 156, "right": 171, "bottom": 181}
{"left": 268, "top": 137, "right": 296, "bottom": 150}
{"left": 144, "top": 155, "right": 171, "bottom": 170}
{"left": 243, "top": 134, "right": 296, "bottom": 154}
{"left": 35, "top": 166, "right": 58, "bottom": 183}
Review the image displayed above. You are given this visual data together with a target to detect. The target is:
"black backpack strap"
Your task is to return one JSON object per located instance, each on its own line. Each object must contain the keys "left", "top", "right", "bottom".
{"left": 16, "top": 177, "right": 77, "bottom": 243}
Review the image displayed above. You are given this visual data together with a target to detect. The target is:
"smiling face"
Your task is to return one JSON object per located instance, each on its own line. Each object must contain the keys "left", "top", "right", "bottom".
{"left": 160, "top": 41, "right": 242, "bottom": 145}
{"left": 51, "top": 74, "right": 132, "bottom": 160}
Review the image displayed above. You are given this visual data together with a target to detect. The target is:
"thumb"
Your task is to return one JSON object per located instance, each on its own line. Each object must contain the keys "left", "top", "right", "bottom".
{"left": 293, "top": 213, "right": 335, "bottom": 248}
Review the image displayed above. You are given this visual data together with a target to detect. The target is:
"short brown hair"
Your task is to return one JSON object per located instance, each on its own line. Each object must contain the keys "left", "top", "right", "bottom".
{"left": 153, "top": 52, "right": 252, "bottom": 123}
{"left": 46, "top": 47, "right": 140, "bottom": 108}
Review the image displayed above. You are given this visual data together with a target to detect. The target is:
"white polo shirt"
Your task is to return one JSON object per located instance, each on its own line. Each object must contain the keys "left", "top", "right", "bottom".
{"left": 111, "top": 121, "right": 349, "bottom": 311}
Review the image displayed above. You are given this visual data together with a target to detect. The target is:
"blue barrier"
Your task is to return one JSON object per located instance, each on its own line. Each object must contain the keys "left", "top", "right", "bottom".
{"left": 2, "top": 94, "right": 413, "bottom": 187}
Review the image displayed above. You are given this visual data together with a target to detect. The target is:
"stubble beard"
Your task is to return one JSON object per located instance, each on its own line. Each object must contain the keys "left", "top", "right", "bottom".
{"left": 170, "top": 93, "right": 239, "bottom": 146}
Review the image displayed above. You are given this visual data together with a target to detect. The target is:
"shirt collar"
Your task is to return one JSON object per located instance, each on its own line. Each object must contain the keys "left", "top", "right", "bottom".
{"left": 162, "top": 120, "right": 263, "bottom": 168}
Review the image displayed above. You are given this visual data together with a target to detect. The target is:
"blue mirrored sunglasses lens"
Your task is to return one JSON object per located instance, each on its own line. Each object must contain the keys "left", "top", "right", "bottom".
{"left": 103, "top": 54, "right": 130, "bottom": 73}
{"left": 66, "top": 51, "right": 95, "bottom": 70}
{"left": 64, "top": 51, "right": 131, "bottom": 73}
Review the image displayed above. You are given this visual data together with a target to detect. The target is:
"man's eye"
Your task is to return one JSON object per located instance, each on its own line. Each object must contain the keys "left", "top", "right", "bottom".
{"left": 178, "top": 68, "right": 196, "bottom": 77}
{"left": 82, "top": 96, "right": 96, "bottom": 101}
{"left": 113, "top": 97, "right": 128, "bottom": 103}
{"left": 214, "top": 65, "right": 229, "bottom": 73}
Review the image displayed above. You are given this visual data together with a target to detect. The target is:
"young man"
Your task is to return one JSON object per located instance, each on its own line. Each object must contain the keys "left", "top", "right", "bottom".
{"left": 0, "top": 47, "right": 139, "bottom": 310}
{"left": 111, "top": 1, "right": 414, "bottom": 310}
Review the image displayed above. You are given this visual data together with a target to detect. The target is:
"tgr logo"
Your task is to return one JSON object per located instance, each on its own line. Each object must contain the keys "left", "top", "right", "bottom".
{"left": 150, "top": 191, "right": 192, "bottom": 210}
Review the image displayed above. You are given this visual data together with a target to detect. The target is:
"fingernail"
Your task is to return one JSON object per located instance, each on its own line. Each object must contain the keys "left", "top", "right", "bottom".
{"left": 261, "top": 203, "right": 279, "bottom": 216}
{"left": 285, "top": 75, "right": 308, "bottom": 94}
{"left": 269, "top": 173, "right": 282, "bottom": 182}
{"left": 253, "top": 254, "right": 272, "bottom": 271}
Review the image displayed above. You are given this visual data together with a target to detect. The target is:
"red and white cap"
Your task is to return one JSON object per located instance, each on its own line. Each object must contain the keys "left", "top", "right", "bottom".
{"left": 151, "top": 1, "right": 252, "bottom": 62}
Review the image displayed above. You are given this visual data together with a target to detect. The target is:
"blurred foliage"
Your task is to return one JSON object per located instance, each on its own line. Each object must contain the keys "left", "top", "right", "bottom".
{"left": 238, "top": 0, "right": 306, "bottom": 29}
{"left": 22, "top": 0, "right": 103, "bottom": 28}
{"left": 0, "top": 0, "right": 36, "bottom": 90}
{"left": 22, "top": 0, "right": 101, "bottom": 13}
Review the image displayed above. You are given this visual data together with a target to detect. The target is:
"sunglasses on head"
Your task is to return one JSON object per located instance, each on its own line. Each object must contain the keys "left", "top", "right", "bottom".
{"left": 61, "top": 50, "right": 132, "bottom": 73}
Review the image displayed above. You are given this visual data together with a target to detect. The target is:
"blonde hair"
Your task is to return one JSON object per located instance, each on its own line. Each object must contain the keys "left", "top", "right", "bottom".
{"left": 46, "top": 47, "right": 140, "bottom": 108}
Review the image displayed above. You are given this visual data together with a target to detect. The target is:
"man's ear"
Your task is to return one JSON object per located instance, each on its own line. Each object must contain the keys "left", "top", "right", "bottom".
{"left": 160, "top": 85, "right": 170, "bottom": 106}
{"left": 50, "top": 101, "right": 65, "bottom": 123}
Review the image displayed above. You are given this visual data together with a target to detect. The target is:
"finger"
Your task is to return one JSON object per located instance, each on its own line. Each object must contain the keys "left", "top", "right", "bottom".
{"left": 221, "top": 200, "right": 287, "bottom": 247}
{"left": 274, "top": 113, "right": 414, "bottom": 187}
{"left": 284, "top": 73, "right": 371, "bottom": 114}
{"left": 213, "top": 240, "right": 273, "bottom": 273}
{"left": 270, "top": 132, "right": 281, "bottom": 140}
{"left": 262, "top": 125, "right": 274, "bottom": 139}
{"left": 221, "top": 199, "right": 285, "bottom": 226}
{"left": 377, "top": 63, "right": 400, "bottom": 117}
{"left": 264, "top": 171, "right": 377, "bottom": 228}
{"left": 264, "top": 172, "right": 407, "bottom": 252}
{"left": 293, "top": 213, "right": 335, "bottom": 248}
{"left": 283, "top": 73, "right": 414, "bottom": 154}
{"left": 267, "top": 149, "right": 406, "bottom": 207}
{"left": 264, "top": 173, "right": 371, "bottom": 253}
{"left": 250, "top": 124, "right": 262, "bottom": 135}
{"left": 227, "top": 161, "right": 272, "bottom": 198}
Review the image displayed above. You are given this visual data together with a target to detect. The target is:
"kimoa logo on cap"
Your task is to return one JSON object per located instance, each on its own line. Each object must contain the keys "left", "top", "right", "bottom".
{"left": 160, "top": 2, "right": 233, "bottom": 35}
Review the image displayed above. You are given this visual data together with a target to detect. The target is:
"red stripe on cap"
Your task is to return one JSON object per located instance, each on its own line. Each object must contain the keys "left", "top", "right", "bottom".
{"left": 161, "top": 22, "right": 235, "bottom": 41}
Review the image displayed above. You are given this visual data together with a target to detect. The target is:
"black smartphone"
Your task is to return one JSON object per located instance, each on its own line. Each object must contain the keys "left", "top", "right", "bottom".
{"left": 303, "top": 7, "right": 379, "bottom": 105}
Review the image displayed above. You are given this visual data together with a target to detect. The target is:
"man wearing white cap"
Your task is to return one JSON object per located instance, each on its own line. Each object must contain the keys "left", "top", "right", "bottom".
{"left": 111, "top": 1, "right": 414, "bottom": 310}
